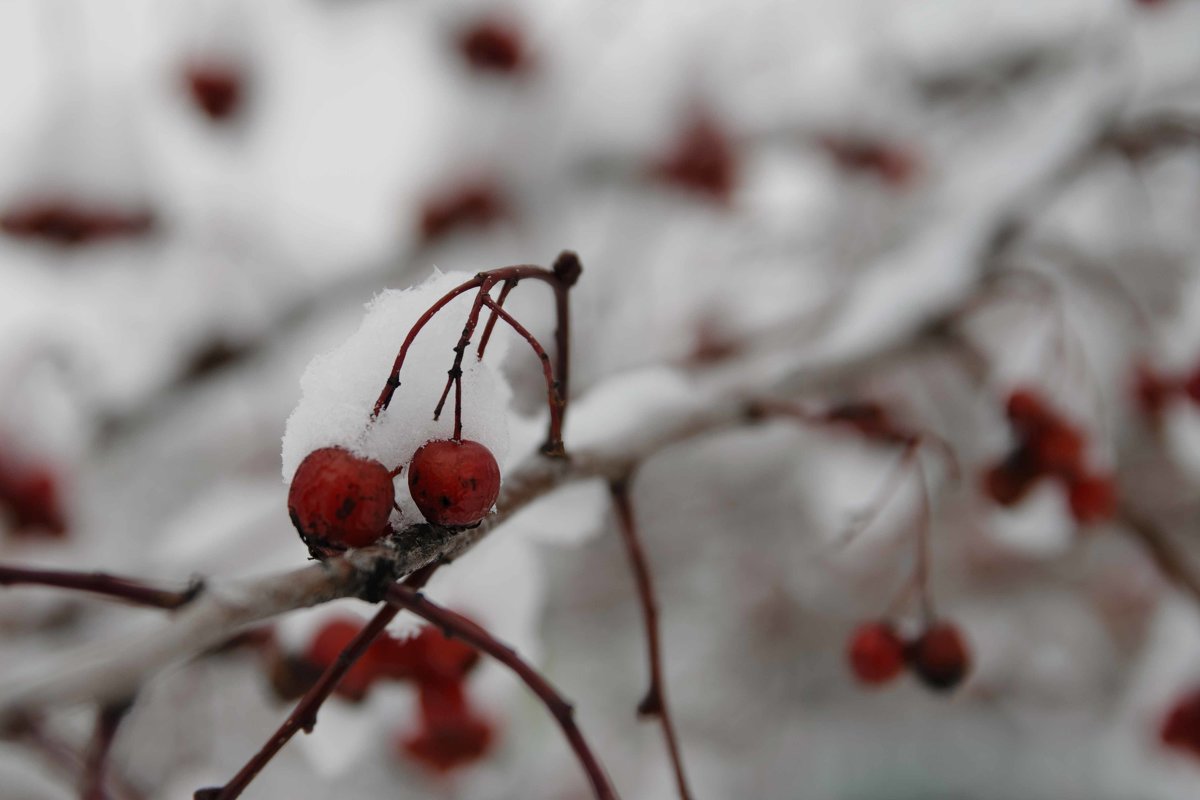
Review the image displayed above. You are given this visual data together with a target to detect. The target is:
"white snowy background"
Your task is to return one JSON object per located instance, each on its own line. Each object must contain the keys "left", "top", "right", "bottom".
{"left": 1, "top": 0, "right": 1200, "bottom": 798}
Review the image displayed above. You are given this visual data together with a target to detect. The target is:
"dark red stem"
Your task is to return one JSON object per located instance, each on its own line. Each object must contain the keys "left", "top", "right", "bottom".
{"left": 384, "top": 582, "right": 619, "bottom": 800}
{"left": 480, "top": 294, "right": 565, "bottom": 454}
{"left": 195, "top": 565, "right": 439, "bottom": 800}
{"left": 0, "top": 564, "right": 201, "bottom": 610}
{"left": 432, "top": 280, "right": 497, "bottom": 440}
{"left": 609, "top": 479, "right": 693, "bottom": 800}
{"left": 477, "top": 278, "right": 517, "bottom": 359}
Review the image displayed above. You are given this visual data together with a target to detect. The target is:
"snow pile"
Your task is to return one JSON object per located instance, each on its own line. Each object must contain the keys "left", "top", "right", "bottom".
{"left": 281, "top": 269, "right": 512, "bottom": 527}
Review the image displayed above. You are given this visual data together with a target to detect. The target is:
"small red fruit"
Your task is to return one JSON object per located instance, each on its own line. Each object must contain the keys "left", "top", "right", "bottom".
{"left": 653, "top": 113, "right": 738, "bottom": 203}
{"left": 457, "top": 18, "right": 528, "bottom": 74}
{"left": 846, "top": 621, "right": 906, "bottom": 686}
{"left": 1161, "top": 689, "right": 1200, "bottom": 759}
{"left": 981, "top": 446, "right": 1040, "bottom": 507}
{"left": 1067, "top": 473, "right": 1117, "bottom": 525}
{"left": 1005, "top": 388, "right": 1050, "bottom": 434}
{"left": 407, "top": 439, "right": 501, "bottom": 527}
{"left": 184, "top": 61, "right": 244, "bottom": 122}
{"left": 400, "top": 680, "right": 494, "bottom": 773}
{"left": 1184, "top": 367, "right": 1200, "bottom": 407}
{"left": 288, "top": 447, "right": 395, "bottom": 550}
{"left": 907, "top": 622, "right": 970, "bottom": 692}
{"left": 380, "top": 625, "right": 480, "bottom": 684}
{"left": 1029, "top": 421, "right": 1085, "bottom": 477}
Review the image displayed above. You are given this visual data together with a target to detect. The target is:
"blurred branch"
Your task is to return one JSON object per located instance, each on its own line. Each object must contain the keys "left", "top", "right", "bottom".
{"left": 0, "top": 565, "right": 202, "bottom": 610}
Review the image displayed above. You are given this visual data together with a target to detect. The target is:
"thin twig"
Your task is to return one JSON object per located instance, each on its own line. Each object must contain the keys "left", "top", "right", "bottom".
{"left": 385, "top": 582, "right": 619, "bottom": 800}
{"left": 0, "top": 565, "right": 201, "bottom": 610}
{"left": 609, "top": 479, "right": 693, "bottom": 800}
{"left": 80, "top": 699, "right": 134, "bottom": 800}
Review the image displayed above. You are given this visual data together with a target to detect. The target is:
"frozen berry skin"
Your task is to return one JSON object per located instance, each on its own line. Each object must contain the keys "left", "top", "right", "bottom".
{"left": 407, "top": 439, "right": 501, "bottom": 527}
{"left": 846, "top": 621, "right": 906, "bottom": 686}
{"left": 907, "top": 623, "right": 970, "bottom": 692}
{"left": 287, "top": 447, "right": 395, "bottom": 550}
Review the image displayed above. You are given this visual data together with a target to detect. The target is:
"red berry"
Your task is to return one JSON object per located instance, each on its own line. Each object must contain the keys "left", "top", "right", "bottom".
{"left": 1005, "top": 388, "right": 1051, "bottom": 434}
{"left": 419, "top": 182, "right": 506, "bottom": 242}
{"left": 287, "top": 447, "right": 395, "bottom": 550}
{"left": 184, "top": 62, "right": 244, "bottom": 122}
{"left": 846, "top": 621, "right": 906, "bottom": 686}
{"left": 407, "top": 439, "right": 500, "bottom": 527}
{"left": 981, "top": 446, "right": 1040, "bottom": 507}
{"left": 1134, "top": 361, "right": 1175, "bottom": 420}
{"left": 457, "top": 18, "right": 528, "bottom": 74}
{"left": 400, "top": 680, "right": 494, "bottom": 773}
{"left": 653, "top": 113, "right": 738, "bottom": 202}
{"left": 1067, "top": 473, "right": 1117, "bottom": 525}
{"left": 907, "top": 622, "right": 970, "bottom": 692}
{"left": 306, "top": 618, "right": 383, "bottom": 702}
{"left": 1161, "top": 689, "right": 1200, "bottom": 759}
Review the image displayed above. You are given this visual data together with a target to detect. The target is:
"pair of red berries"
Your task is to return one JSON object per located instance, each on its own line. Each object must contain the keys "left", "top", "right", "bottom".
{"left": 847, "top": 620, "right": 971, "bottom": 692}
{"left": 287, "top": 439, "right": 501, "bottom": 551}
{"left": 982, "top": 389, "right": 1116, "bottom": 525}
{"left": 1134, "top": 360, "right": 1200, "bottom": 423}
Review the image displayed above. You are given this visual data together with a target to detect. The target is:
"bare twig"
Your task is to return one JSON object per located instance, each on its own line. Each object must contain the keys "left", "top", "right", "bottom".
{"left": 609, "top": 478, "right": 693, "bottom": 800}
{"left": 0, "top": 565, "right": 201, "bottom": 610}
{"left": 385, "top": 582, "right": 619, "bottom": 800}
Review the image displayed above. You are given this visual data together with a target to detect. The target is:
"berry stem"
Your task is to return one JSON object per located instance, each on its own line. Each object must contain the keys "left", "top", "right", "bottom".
{"left": 432, "top": 280, "right": 496, "bottom": 440}
{"left": 384, "top": 582, "right": 619, "bottom": 800}
{"left": 195, "top": 565, "right": 439, "bottom": 800}
{"left": 480, "top": 293, "right": 566, "bottom": 454}
{"left": 80, "top": 698, "right": 133, "bottom": 800}
{"left": 0, "top": 564, "right": 202, "bottom": 610}
{"left": 609, "top": 478, "right": 694, "bottom": 800}
{"left": 476, "top": 277, "right": 517, "bottom": 359}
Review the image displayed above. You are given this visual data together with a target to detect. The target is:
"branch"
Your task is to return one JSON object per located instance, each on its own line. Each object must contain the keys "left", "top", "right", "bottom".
{"left": 609, "top": 479, "right": 693, "bottom": 800}
{"left": 385, "top": 583, "right": 619, "bottom": 800}
{"left": 80, "top": 699, "right": 133, "bottom": 800}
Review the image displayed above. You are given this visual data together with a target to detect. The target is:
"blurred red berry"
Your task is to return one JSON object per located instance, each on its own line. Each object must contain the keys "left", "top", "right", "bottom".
{"left": 400, "top": 680, "right": 495, "bottom": 773}
{"left": 407, "top": 439, "right": 501, "bottom": 528}
{"left": 288, "top": 447, "right": 395, "bottom": 550}
{"left": 907, "top": 622, "right": 970, "bottom": 692}
{"left": 846, "top": 621, "right": 906, "bottom": 686}
{"left": 1161, "top": 689, "right": 1200, "bottom": 759}
{"left": 1067, "top": 473, "right": 1117, "bottom": 525}
{"left": 184, "top": 62, "right": 244, "bottom": 122}
{"left": 1005, "top": 388, "right": 1051, "bottom": 434}
{"left": 0, "top": 454, "right": 67, "bottom": 537}
{"left": 653, "top": 113, "right": 738, "bottom": 202}
{"left": 819, "top": 136, "right": 920, "bottom": 187}
{"left": 457, "top": 18, "right": 527, "bottom": 74}
{"left": 981, "top": 447, "right": 1039, "bottom": 507}
{"left": 306, "top": 618, "right": 384, "bottom": 702}
{"left": 1029, "top": 421, "right": 1085, "bottom": 477}
{"left": 1134, "top": 361, "right": 1175, "bottom": 421}
{"left": 1, "top": 200, "right": 154, "bottom": 247}
{"left": 419, "top": 182, "right": 506, "bottom": 242}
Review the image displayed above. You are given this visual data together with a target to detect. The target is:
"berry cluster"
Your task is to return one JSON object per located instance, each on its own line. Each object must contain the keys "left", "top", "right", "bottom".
{"left": 846, "top": 619, "right": 971, "bottom": 692}
{"left": 183, "top": 61, "right": 245, "bottom": 123}
{"left": 273, "top": 616, "right": 494, "bottom": 773}
{"left": 982, "top": 388, "right": 1116, "bottom": 525}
